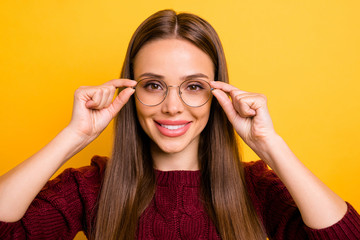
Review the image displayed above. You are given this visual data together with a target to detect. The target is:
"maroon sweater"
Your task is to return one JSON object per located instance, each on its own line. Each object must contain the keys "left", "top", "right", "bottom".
{"left": 1, "top": 155, "right": 359, "bottom": 239}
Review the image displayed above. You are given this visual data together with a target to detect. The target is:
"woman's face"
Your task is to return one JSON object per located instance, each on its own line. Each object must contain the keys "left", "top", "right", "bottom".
{"left": 133, "top": 38, "right": 214, "bottom": 154}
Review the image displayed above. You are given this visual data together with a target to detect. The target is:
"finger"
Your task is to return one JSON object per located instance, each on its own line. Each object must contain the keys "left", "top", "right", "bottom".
{"left": 79, "top": 79, "right": 136, "bottom": 109}
{"left": 104, "top": 79, "right": 137, "bottom": 88}
{"left": 95, "top": 85, "right": 119, "bottom": 109}
{"left": 85, "top": 89, "right": 104, "bottom": 109}
{"left": 107, "top": 87, "right": 135, "bottom": 117}
{"left": 229, "top": 91, "right": 253, "bottom": 98}
{"left": 104, "top": 86, "right": 117, "bottom": 108}
{"left": 99, "top": 86, "right": 114, "bottom": 109}
{"left": 233, "top": 94, "right": 257, "bottom": 117}
{"left": 88, "top": 88, "right": 107, "bottom": 109}
{"left": 85, "top": 87, "right": 113, "bottom": 109}
{"left": 212, "top": 89, "right": 239, "bottom": 123}
{"left": 210, "top": 81, "right": 248, "bottom": 95}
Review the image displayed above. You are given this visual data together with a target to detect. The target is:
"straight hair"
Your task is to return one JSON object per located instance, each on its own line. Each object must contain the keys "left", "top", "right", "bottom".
{"left": 93, "top": 9, "right": 267, "bottom": 240}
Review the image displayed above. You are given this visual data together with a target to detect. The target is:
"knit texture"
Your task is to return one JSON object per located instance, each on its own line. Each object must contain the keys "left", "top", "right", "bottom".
{"left": 137, "top": 169, "right": 221, "bottom": 239}
{"left": 1, "top": 155, "right": 359, "bottom": 239}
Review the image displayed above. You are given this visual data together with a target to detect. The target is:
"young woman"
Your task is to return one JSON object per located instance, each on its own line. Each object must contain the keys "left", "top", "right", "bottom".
{"left": 0, "top": 9, "right": 359, "bottom": 240}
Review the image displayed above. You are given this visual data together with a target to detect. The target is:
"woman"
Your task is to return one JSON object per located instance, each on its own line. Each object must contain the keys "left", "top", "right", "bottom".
{"left": 0, "top": 9, "right": 359, "bottom": 240}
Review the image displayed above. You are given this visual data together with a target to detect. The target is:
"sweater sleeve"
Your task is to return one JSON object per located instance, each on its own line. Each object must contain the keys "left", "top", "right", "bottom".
{"left": 0, "top": 155, "right": 107, "bottom": 240}
{"left": 243, "top": 160, "right": 360, "bottom": 240}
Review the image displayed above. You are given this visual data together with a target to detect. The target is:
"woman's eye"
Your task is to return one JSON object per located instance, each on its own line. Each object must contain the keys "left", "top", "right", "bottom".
{"left": 186, "top": 83, "right": 204, "bottom": 91}
{"left": 143, "top": 81, "right": 164, "bottom": 91}
{"left": 149, "top": 83, "right": 161, "bottom": 89}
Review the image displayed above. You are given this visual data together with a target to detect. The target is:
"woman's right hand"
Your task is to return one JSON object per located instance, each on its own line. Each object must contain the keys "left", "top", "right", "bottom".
{"left": 0, "top": 79, "right": 136, "bottom": 223}
{"left": 67, "top": 79, "right": 137, "bottom": 143}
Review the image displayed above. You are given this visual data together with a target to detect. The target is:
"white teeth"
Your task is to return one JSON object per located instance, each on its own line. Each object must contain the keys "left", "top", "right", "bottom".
{"left": 161, "top": 124, "right": 186, "bottom": 130}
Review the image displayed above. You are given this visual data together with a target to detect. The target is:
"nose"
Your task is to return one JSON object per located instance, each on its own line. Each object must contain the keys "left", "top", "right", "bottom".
{"left": 161, "top": 86, "right": 184, "bottom": 115}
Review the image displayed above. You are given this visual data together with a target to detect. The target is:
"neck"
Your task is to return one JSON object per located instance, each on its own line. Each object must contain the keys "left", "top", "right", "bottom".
{"left": 151, "top": 139, "right": 200, "bottom": 171}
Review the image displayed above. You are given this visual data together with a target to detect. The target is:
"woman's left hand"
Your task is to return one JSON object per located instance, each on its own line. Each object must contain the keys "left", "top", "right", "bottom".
{"left": 210, "top": 81, "right": 277, "bottom": 152}
{"left": 211, "top": 82, "right": 350, "bottom": 230}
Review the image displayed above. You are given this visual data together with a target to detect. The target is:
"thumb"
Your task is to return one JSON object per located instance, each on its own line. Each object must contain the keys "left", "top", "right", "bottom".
{"left": 212, "top": 89, "right": 238, "bottom": 123}
{"left": 232, "top": 94, "right": 258, "bottom": 118}
{"left": 107, "top": 87, "right": 135, "bottom": 118}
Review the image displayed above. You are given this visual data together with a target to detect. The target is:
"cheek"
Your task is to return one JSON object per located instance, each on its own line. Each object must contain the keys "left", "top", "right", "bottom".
{"left": 194, "top": 103, "right": 212, "bottom": 127}
{"left": 135, "top": 101, "right": 148, "bottom": 130}
{"left": 135, "top": 100, "right": 156, "bottom": 134}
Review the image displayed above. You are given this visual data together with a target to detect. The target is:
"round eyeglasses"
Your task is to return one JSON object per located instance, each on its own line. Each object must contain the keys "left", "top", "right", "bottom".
{"left": 133, "top": 79, "right": 213, "bottom": 107}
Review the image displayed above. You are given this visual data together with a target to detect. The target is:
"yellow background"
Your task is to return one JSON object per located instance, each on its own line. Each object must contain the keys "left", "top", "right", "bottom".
{"left": 0, "top": 1, "right": 359, "bottom": 239}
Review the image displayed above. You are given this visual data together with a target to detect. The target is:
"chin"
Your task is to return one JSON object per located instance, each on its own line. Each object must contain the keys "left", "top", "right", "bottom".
{"left": 153, "top": 141, "right": 188, "bottom": 154}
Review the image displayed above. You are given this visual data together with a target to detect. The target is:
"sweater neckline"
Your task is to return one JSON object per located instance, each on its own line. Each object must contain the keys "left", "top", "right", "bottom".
{"left": 154, "top": 169, "right": 201, "bottom": 187}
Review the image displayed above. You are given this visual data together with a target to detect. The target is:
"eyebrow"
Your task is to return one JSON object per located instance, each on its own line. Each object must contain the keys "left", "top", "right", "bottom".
{"left": 137, "top": 72, "right": 209, "bottom": 81}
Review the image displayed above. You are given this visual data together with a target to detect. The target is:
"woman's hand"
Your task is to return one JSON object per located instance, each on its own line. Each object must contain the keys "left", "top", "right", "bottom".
{"left": 210, "top": 81, "right": 277, "bottom": 156}
{"left": 211, "top": 81, "right": 350, "bottom": 230}
{"left": 67, "top": 79, "right": 136, "bottom": 143}
{"left": 0, "top": 79, "right": 136, "bottom": 222}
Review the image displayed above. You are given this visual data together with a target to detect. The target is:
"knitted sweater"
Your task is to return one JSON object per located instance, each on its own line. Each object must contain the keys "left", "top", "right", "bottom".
{"left": 1, "top": 155, "right": 359, "bottom": 239}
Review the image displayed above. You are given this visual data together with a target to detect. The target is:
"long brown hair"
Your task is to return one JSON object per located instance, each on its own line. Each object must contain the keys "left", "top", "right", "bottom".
{"left": 93, "top": 9, "right": 267, "bottom": 240}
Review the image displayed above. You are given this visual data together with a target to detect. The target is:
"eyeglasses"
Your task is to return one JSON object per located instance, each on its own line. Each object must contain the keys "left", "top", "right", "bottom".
{"left": 133, "top": 79, "right": 213, "bottom": 107}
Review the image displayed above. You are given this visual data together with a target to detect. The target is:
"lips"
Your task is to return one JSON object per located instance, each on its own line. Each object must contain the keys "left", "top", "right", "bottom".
{"left": 154, "top": 120, "right": 192, "bottom": 137}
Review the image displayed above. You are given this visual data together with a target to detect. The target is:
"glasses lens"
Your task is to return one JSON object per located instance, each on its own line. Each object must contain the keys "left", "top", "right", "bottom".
{"left": 180, "top": 79, "right": 212, "bottom": 107}
{"left": 135, "top": 79, "right": 167, "bottom": 106}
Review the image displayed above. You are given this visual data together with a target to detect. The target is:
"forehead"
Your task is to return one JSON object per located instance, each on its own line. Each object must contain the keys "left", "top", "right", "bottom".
{"left": 133, "top": 38, "right": 214, "bottom": 80}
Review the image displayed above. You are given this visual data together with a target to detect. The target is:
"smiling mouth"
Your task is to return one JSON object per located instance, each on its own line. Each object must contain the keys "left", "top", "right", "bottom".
{"left": 154, "top": 120, "right": 192, "bottom": 137}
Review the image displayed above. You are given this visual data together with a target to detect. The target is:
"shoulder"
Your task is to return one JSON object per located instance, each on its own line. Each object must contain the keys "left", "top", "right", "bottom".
{"left": 243, "top": 160, "right": 283, "bottom": 185}
{"left": 73, "top": 155, "right": 108, "bottom": 180}
{"left": 243, "top": 160, "right": 268, "bottom": 173}
{"left": 243, "top": 160, "right": 275, "bottom": 183}
{"left": 242, "top": 160, "right": 292, "bottom": 205}
{"left": 67, "top": 155, "right": 108, "bottom": 190}
{"left": 37, "top": 155, "right": 109, "bottom": 232}
{"left": 8, "top": 156, "right": 110, "bottom": 238}
{"left": 41, "top": 155, "right": 108, "bottom": 195}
